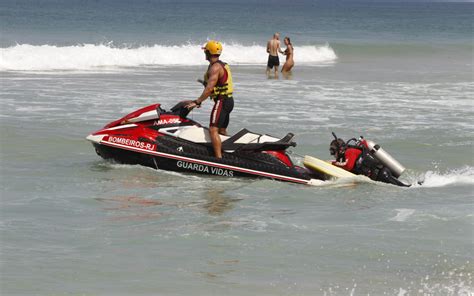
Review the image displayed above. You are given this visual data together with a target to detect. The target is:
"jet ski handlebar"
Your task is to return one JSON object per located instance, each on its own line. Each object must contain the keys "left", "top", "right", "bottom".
{"left": 170, "top": 101, "right": 192, "bottom": 118}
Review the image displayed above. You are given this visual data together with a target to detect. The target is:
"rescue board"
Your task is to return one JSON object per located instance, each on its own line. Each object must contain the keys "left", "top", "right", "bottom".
{"left": 304, "top": 155, "right": 357, "bottom": 179}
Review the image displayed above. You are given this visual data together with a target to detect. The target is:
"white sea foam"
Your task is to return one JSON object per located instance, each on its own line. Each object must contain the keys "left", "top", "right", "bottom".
{"left": 310, "top": 167, "right": 474, "bottom": 189}
{"left": 389, "top": 209, "right": 415, "bottom": 222}
{"left": 415, "top": 166, "right": 474, "bottom": 188}
{"left": 0, "top": 43, "right": 337, "bottom": 71}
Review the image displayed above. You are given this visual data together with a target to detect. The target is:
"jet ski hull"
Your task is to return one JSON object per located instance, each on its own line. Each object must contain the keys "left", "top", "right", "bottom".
{"left": 92, "top": 140, "right": 312, "bottom": 184}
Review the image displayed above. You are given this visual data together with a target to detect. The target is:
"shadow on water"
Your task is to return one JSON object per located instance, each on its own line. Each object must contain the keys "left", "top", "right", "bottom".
{"left": 202, "top": 188, "right": 243, "bottom": 216}
{"left": 195, "top": 259, "right": 240, "bottom": 282}
{"left": 93, "top": 187, "right": 244, "bottom": 222}
{"left": 95, "top": 196, "right": 163, "bottom": 210}
{"left": 95, "top": 195, "right": 168, "bottom": 222}
{"left": 89, "top": 160, "right": 116, "bottom": 172}
{"left": 88, "top": 158, "right": 250, "bottom": 220}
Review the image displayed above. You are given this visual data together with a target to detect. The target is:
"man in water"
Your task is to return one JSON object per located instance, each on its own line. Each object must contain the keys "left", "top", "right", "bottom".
{"left": 329, "top": 137, "right": 410, "bottom": 187}
{"left": 185, "top": 40, "right": 234, "bottom": 159}
{"left": 266, "top": 33, "right": 284, "bottom": 78}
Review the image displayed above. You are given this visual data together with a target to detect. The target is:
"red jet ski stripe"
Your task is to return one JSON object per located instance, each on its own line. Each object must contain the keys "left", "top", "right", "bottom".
{"left": 100, "top": 140, "right": 309, "bottom": 184}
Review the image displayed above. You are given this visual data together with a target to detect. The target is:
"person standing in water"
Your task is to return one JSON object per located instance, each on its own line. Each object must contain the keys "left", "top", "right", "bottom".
{"left": 185, "top": 40, "right": 234, "bottom": 159}
{"left": 266, "top": 33, "right": 284, "bottom": 78}
{"left": 281, "top": 36, "right": 294, "bottom": 74}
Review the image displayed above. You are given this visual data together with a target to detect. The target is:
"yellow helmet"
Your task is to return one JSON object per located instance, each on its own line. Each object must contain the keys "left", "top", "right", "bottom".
{"left": 202, "top": 40, "right": 222, "bottom": 55}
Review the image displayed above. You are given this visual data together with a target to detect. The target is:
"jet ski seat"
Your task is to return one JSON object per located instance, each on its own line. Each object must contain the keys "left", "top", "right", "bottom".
{"left": 163, "top": 126, "right": 296, "bottom": 152}
{"left": 170, "top": 126, "right": 230, "bottom": 143}
{"left": 221, "top": 129, "right": 296, "bottom": 152}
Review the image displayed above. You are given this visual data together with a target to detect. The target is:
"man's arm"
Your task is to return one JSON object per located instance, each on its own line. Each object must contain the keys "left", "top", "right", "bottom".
{"left": 332, "top": 160, "right": 348, "bottom": 168}
{"left": 277, "top": 41, "right": 284, "bottom": 54}
{"left": 197, "top": 64, "right": 219, "bottom": 102}
{"left": 266, "top": 41, "right": 270, "bottom": 53}
{"left": 186, "top": 64, "right": 220, "bottom": 109}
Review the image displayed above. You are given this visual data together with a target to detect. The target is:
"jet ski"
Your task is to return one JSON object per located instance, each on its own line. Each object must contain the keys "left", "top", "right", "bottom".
{"left": 86, "top": 101, "right": 325, "bottom": 185}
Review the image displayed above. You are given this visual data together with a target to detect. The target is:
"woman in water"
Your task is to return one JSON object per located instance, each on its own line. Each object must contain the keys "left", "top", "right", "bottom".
{"left": 281, "top": 37, "right": 294, "bottom": 74}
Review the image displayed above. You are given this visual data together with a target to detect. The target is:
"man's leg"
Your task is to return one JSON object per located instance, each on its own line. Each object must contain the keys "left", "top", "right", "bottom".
{"left": 210, "top": 126, "right": 222, "bottom": 158}
{"left": 274, "top": 66, "right": 279, "bottom": 78}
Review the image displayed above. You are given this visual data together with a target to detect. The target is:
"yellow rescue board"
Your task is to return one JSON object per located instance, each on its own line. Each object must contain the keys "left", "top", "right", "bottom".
{"left": 304, "top": 155, "right": 357, "bottom": 179}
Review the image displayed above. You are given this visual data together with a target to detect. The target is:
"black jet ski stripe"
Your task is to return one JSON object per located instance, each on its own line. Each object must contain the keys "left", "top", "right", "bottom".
{"left": 100, "top": 140, "right": 309, "bottom": 184}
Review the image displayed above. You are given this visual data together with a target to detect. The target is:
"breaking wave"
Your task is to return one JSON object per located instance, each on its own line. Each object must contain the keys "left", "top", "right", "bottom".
{"left": 0, "top": 43, "right": 337, "bottom": 71}
{"left": 310, "top": 166, "right": 474, "bottom": 188}
{"left": 411, "top": 166, "right": 474, "bottom": 188}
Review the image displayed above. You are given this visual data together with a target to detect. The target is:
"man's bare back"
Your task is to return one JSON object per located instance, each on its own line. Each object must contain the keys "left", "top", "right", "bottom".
{"left": 267, "top": 38, "right": 280, "bottom": 56}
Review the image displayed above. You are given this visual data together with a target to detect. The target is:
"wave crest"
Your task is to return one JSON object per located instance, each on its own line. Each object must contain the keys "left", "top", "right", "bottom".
{"left": 0, "top": 43, "right": 337, "bottom": 71}
{"left": 411, "top": 166, "right": 474, "bottom": 188}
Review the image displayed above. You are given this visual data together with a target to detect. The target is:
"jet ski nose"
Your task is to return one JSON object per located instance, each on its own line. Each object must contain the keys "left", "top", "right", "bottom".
{"left": 86, "top": 134, "right": 104, "bottom": 144}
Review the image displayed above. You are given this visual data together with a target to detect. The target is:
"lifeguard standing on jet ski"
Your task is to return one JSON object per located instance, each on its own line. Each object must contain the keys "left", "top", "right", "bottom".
{"left": 329, "top": 133, "right": 410, "bottom": 187}
{"left": 186, "top": 40, "right": 234, "bottom": 158}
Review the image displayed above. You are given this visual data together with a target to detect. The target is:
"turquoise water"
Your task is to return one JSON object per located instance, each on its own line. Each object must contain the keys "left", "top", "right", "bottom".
{"left": 1, "top": 0, "right": 473, "bottom": 46}
{"left": 1, "top": 1, "right": 473, "bottom": 295}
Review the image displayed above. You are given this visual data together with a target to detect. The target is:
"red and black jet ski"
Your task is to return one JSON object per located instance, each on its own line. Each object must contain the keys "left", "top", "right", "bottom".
{"left": 86, "top": 101, "right": 324, "bottom": 185}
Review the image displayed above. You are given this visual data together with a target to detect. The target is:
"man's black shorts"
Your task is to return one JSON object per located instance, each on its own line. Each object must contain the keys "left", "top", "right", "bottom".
{"left": 210, "top": 97, "right": 234, "bottom": 128}
{"left": 267, "top": 55, "right": 280, "bottom": 69}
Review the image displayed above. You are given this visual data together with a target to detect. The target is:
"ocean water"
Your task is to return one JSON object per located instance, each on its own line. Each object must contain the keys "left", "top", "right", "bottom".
{"left": 1, "top": 0, "right": 473, "bottom": 295}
